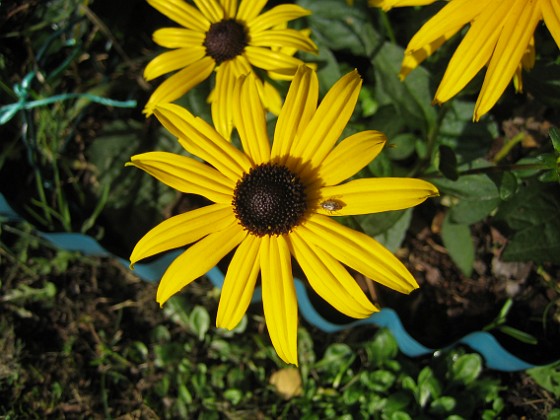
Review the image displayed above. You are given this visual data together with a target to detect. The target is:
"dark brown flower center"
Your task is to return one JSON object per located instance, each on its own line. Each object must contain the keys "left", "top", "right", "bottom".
{"left": 232, "top": 163, "right": 307, "bottom": 237}
{"left": 203, "top": 19, "right": 248, "bottom": 65}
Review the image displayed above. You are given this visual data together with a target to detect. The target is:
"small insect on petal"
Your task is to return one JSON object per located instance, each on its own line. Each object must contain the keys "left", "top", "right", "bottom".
{"left": 320, "top": 198, "right": 345, "bottom": 213}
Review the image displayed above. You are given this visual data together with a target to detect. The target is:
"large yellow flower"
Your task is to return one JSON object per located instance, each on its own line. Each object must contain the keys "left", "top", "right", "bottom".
{"left": 372, "top": 0, "right": 560, "bottom": 120}
{"left": 143, "top": 0, "right": 317, "bottom": 139}
{"left": 128, "top": 66, "right": 438, "bottom": 365}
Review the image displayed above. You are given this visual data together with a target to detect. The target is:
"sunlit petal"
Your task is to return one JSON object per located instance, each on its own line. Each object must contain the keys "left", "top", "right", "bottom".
{"left": 234, "top": 74, "right": 271, "bottom": 165}
{"left": 250, "top": 29, "right": 317, "bottom": 53}
{"left": 236, "top": 0, "right": 267, "bottom": 21}
{"left": 144, "top": 56, "right": 215, "bottom": 115}
{"left": 289, "top": 230, "right": 378, "bottom": 318}
{"left": 300, "top": 215, "right": 419, "bottom": 294}
{"left": 542, "top": 0, "right": 560, "bottom": 47}
{"left": 156, "top": 224, "right": 247, "bottom": 305}
{"left": 212, "top": 60, "right": 237, "bottom": 140}
{"left": 152, "top": 28, "right": 206, "bottom": 49}
{"left": 244, "top": 46, "right": 303, "bottom": 75}
{"left": 216, "top": 235, "right": 261, "bottom": 329}
{"left": 219, "top": 0, "right": 238, "bottom": 19}
{"left": 130, "top": 204, "right": 235, "bottom": 265}
{"left": 144, "top": 47, "right": 206, "bottom": 81}
{"left": 261, "top": 235, "right": 298, "bottom": 365}
{"left": 247, "top": 4, "right": 311, "bottom": 34}
{"left": 127, "top": 152, "right": 234, "bottom": 203}
{"left": 154, "top": 103, "right": 253, "bottom": 181}
{"left": 148, "top": 0, "right": 210, "bottom": 32}
{"left": 316, "top": 131, "right": 386, "bottom": 187}
{"left": 193, "top": 0, "right": 224, "bottom": 22}
{"left": 318, "top": 178, "right": 439, "bottom": 215}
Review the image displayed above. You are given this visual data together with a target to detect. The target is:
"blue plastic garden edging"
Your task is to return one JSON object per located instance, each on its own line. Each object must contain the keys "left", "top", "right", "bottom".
{"left": 0, "top": 193, "right": 537, "bottom": 371}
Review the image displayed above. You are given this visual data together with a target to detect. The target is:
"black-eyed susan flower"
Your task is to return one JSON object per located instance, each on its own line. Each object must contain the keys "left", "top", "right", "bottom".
{"left": 143, "top": 0, "right": 317, "bottom": 139}
{"left": 372, "top": 0, "right": 560, "bottom": 120}
{"left": 128, "top": 66, "right": 439, "bottom": 365}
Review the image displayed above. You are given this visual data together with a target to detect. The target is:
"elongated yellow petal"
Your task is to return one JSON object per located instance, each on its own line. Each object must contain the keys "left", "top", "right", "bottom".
{"left": 130, "top": 204, "right": 235, "bottom": 265}
{"left": 154, "top": 103, "right": 253, "bottom": 182}
{"left": 236, "top": 0, "right": 267, "bottom": 21}
{"left": 152, "top": 28, "right": 206, "bottom": 49}
{"left": 300, "top": 215, "right": 419, "bottom": 294}
{"left": 244, "top": 46, "right": 303, "bottom": 74}
{"left": 250, "top": 29, "right": 317, "bottom": 53}
{"left": 144, "top": 56, "right": 215, "bottom": 115}
{"left": 316, "top": 131, "right": 386, "bottom": 187}
{"left": 295, "top": 70, "right": 361, "bottom": 176}
{"left": 216, "top": 235, "right": 261, "bottom": 329}
{"left": 157, "top": 224, "right": 247, "bottom": 305}
{"left": 219, "top": 0, "right": 238, "bottom": 19}
{"left": 434, "top": 0, "right": 510, "bottom": 104}
{"left": 289, "top": 230, "right": 377, "bottom": 318}
{"left": 272, "top": 65, "right": 318, "bottom": 164}
{"left": 318, "top": 178, "right": 438, "bottom": 215}
{"left": 144, "top": 47, "right": 206, "bottom": 81}
{"left": 475, "top": 0, "right": 543, "bottom": 120}
{"left": 262, "top": 80, "right": 283, "bottom": 115}
{"left": 148, "top": 0, "right": 210, "bottom": 32}
{"left": 261, "top": 235, "right": 298, "bottom": 365}
{"left": 211, "top": 60, "right": 237, "bottom": 140}
{"left": 234, "top": 74, "right": 271, "bottom": 165}
{"left": 542, "top": 0, "right": 560, "bottom": 47}
{"left": 193, "top": 0, "right": 224, "bottom": 22}
{"left": 406, "top": 0, "right": 481, "bottom": 53}
{"left": 369, "top": 0, "right": 436, "bottom": 12}
{"left": 247, "top": 4, "right": 311, "bottom": 34}
{"left": 127, "top": 152, "right": 234, "bottom": 203}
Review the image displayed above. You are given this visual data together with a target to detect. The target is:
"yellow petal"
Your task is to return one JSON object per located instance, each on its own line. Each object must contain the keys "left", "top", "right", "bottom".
{"left": 211, "top": 60, "right": 237, "bottom": 140}
{"left": 317, "top": 177, "right": 438, "bottom": 215}
{"left": 542, "top": 0, "right": 560, "bottom": 48}
{"left": 261, "top": 235, "right": 298, "bottom": 365}
{"left": 157, "top": 224, "right": 247, "bottom": 305}
{"left": 152, "top": 28, "right": 206, "bottom": 49}
{"left": 294, "top": 70, "right": 361, "bottom": 176}
{"left": 300, "top": 215, "right": 419, "bottom": 294}
{"left": 236, "top": 0, "right": 267, "bottom": 21}
{"left": 475, "top": 0, "right": 543, "bottom": 120}
{"left": 244, "top": 46, "right": 303, "bottom": 75}
{"left": 434, "top": 0, "right": 511, "bottom": 104}
{"left": 250, "top": 29, "right": 317, "bottom": 53}
{"left": 247, "top": 4, "right": 311, "bottom": 34}
{"left": 262, "top": 80, "right": 283, "bottom": 115}
{"left": 148, "top": 0, "right": 210, "bottom": 32}
{"left": 369, "top": 0, "right": 436, "bottom": 12}
{"left": 154, "top": 103, "right": 253, "bottom": 182}
{"left": 272, "top": 65, "right": 318, "bottom": 164}
{"left": 193, "top": 0, "right": 224, "bottom": 22}
{"left": 234, "top": 74, "right": 271, "bottom": 165}
{"left": 289, "top": 230, "right": 378, "bottom": 318}
{"left": 144, "top": 56, "right": 215, "bottom": 115}
{"left": 400, "top": 29, "right": 457, "bottom": 79}
{"left": 216, "top": 235, "right": 261, "bottom": 329}
{"left": 144, "top": 47, "right": 206, "bottom": 81}
{"left": 316, "top": 131, "right": 386, "bottom": 186}
{"left": 220, "top": 0, "right": 238, "bottom": 19}
{"left": 127, "top": 152, "right": 234, "bottom": 203}
{"left": 406, "top": 0, "right": 481, "bottom": 53}
{"left": 130, "top": 204, "right": 235, "bottom": 265}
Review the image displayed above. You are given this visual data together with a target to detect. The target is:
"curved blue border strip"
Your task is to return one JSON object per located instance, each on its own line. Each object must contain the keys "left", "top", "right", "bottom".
{"left": 0, "top": 193, "right": 540, "bottom": 371}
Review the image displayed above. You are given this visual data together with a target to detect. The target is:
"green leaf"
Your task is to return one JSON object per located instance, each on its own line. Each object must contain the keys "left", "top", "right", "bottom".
{"left": 430, "top": 396, "right": 456, "bottom": 415}
{"left": 437, "top": 145, "right": 459, "bottom": 181}
{"left": 386, "top": 133, "right": 418, "bottom": 161}
{"left": 365, "top": 328, "right": 398, "bottom": 366}
{"left": 527, "top": 361, "right": 560, "bottom": 398}
{"left": 189, "top": 305, "right": 211, "bottom": 341}
{"left": 450, "top": 354, "right": 482, "bottom": 385}
{"left": 359, "top": 209, "right": 412, "bottom": 252}
{"left": 495, "top": 180, "right": 560, "bottom": 263}
{"left": 550, "top": 127, "right": 560, "bottom": 153}
{"left": 440, "top": 212, "right": 475, "bottom": 277}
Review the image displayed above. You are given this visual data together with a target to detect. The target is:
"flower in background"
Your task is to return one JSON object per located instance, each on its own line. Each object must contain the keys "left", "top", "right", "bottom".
{"left": 128, "top": 66, "right": 438, "bottom": 365}
{"left": 372, "top": 0, "right": 560, "bottom": 120}
{"left": 143, "top": 0, "right": 317, "bottom": 139}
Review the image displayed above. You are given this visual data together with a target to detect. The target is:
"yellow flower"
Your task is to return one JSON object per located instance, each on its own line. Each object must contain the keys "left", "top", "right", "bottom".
{"left": 143, "top": 0, "right": 317, "bottom": 139}
{"left": 128, "top": 66, "right": 439, "bottom": 365}
{"left": 373, "top": 0, "right": 560, "bottom": 120}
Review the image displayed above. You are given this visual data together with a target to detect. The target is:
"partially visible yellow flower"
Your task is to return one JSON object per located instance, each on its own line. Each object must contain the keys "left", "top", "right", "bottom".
{"left": 144, "top": 0, "right": 317, "bottom": 139}
{"left": 128, "top": 66, "right": 438, "bottom": 365}
{"left": 373, "top": 0, "right": 560, "bottom": 120}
